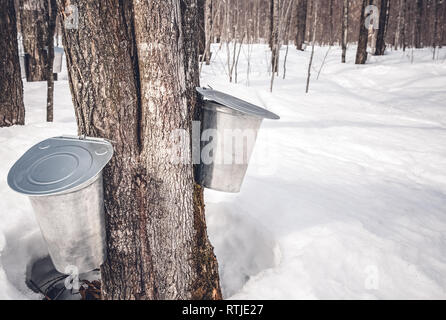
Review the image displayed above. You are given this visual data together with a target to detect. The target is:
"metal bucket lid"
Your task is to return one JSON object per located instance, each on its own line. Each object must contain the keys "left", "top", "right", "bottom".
{"left": 196, "top": 87, "right": 280, "bottom": 120}
{"left": 7, "top": 136, "right": 113, "bottom": 196}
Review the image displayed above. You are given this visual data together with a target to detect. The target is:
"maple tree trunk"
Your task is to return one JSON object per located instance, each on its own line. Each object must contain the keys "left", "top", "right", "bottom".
{"left": 295, "top": 0, "right": 307, "bottom": 51}
{"left": 341, "top": 0, "right": 349, "bottom": 63}
{"left": 375, "top": 0, "right": 390, "bottom": 55}
{"left": 355, "top": 0, "right": 370, "bottom": 64}
{"left": 270, "top": 0, "right": 279, "bottom": 74}
{"left": 198, "top": 0, "right": 206, "bottom": 55}
{"left": 18, "top": 0, "right": 49, "bottom": 81}
{"left": 0, "top": 0, "right": 25, "bottom": 127}
{"left": 46, "top": 0, "right": 57, "bottom": 122}
{"left": 204, "top": 0, "right": 213, "bottom": 65}
{"left": 414, "top": 0, "right": 423, "bottom": 48}
{"left": 57, "top": 0, "right": 221, "bottom": 300}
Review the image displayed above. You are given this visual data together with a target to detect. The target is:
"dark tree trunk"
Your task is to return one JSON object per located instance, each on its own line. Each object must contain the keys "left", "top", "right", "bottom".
{"left": 46, "top": 0, "right": 57, "bottom": 122}
{"left": 0, "top": 0, "right": 25, "bottom": 127}
{"left": 295, "top": 0, "right": 308, "bottom": 50}
{"left": 355, "top": 0, "right": 370, "bottom": 64}
{"left": 432, "top": 0, "right": 442, "bottom": 57}
{"left": 328, "top": 0, "right": 334, "bottom": 45}
{"left": 180, "top": 0, "right": 222, "bottom": 299}
{"left": 341, "top": 0, "right": 349, "bottom": 63}
{"left": 269, "top": 0, "right": 274, "bottom": 48}
{"left": 57, "top": 0, "right": 221, "bottom": 300}
{"left": 271, "top": 0, "right": 279, "bottom": 74}
{"left": 402, "top": 0, "right": 408, "bottom": 51}
{"left": 18, "top": 0, "right": 50, "bottom": 81}
{"left": 415, "top": 0, "right": 423, "bottom": 48}
{"left": 204, "top": 0, "right": 213, "bottom": 65}
{"left": 394, "top": 0, "right": 405, "bottom": 50}
{"left": 375, "top": 0, "right": 390, "bottom": 55}
{"left": 198, "top": 0, "right": 206, "bottom": 55}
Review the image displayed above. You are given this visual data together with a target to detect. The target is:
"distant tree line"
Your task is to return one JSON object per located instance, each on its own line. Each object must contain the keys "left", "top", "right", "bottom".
{"left": 200, "top": 0, "right": 446, "bottom": 62}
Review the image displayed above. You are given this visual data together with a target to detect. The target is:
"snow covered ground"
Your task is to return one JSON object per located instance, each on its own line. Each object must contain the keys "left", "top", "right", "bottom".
{"left": 1, "top": 44, "right": 446, "bottom": 299}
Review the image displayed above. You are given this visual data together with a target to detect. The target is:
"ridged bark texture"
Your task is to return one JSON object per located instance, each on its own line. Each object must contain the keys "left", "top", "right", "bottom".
{"left": 295, "top": 0, "right": 307, "bottom": 51}
{"left": 18, "top": 0, "right": 49, "bottom": 81}
{"left": 0, "top": 0, "right": 25, "bottom": 127}
{"left": 57, "top": 0, "right": 221, "bottom": 300}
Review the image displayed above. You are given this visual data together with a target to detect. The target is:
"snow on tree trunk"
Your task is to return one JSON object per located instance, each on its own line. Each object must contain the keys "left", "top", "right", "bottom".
{"left": 57, "top": 0, "right": 221, "bottom": 300}
{"left": 0, "top": 0, "right": 25, "bottom": 127}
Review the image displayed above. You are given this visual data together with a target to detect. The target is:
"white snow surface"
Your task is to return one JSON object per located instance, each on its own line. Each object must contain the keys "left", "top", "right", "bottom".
{"left": 1, "top": 44, "right": 446, "bottom": 299}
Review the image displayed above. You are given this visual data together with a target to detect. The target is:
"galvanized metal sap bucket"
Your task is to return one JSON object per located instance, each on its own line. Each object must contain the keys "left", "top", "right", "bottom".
{"left": 53, "top": 47, "right": 64, "bottom": 74}
{"left": 196, "top": 87, "right": 279, "bottom": 193}
{"left": 7, "top": 136, "right": 113, "bottom": 274}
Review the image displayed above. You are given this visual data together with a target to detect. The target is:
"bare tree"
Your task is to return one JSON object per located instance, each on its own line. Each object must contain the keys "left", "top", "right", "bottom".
{"left": 204, "top": 0, "right": 213, "bottom": 64}
{"left": 375, "top": 0, "right": 390, "bottom": 55}
{"left": 18, "top": 0, "right": 50, "bottom": 81}
{"left": 355, "top": 0, "right": 371, "bottom": 64}
{"left": 394, "top": 0, "right": 405, "bottom": 50}
{"left": 0, "top": 0, "right": 25, "bottom": 127}
{"left": 306, "top": 0, "right": 318, "bottom": 93}
{"left": 341, "top": 0, "right": 349, "bottom": 63}
{"left": 414, "top": 0, "right": 423, "bottom": 48}
{"left": 57, "top": 0, "right": 221, "bottom": 300}
{"left": 46, "top": 0, "right": 57, "bottom": 122}
{"left": 432, "top": 0, "right": 443, "bottom": 59}
{"left": 295, "top": 0, "right": 308, "bottom": 50}
{"left": 270, "top": 0, "right": 279, "bottom": 77}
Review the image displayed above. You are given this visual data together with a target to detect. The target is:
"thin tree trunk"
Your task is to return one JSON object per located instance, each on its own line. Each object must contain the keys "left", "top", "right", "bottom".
{"left": 328, "top": 0, "right": 334, "bottom": 46}
{"left": 269, "top": 0, "right": 274, "bottom": 48}
{"left": 341, "top": 0, "right": 349, "bottom": 63}
{"left": 432, "top": 0, "right": 442, "bottom": 59}
{"left": 394, "top": 0, "right": 405, "bottom": 50}
{"left": 295, "top": 0, "right": 308, "bottom": 50}
{"left": 270, "top": 0, "right": 279, "bottom": 76}
{"left": 375, "top": 0, "right": 390, "bottom": 55}
{"left": 415, "top": 0, "right": 423, "bottom": 48}
{"left": 198, "top": 0, "right": 206, "bottom": 56}
{"left": 204, "top": 0, "right": 212, "bottom": 65}
{"left": 306, "top": 0, "right": 317, "bottom": 93}
{"left": 57, "top": 0, "right": 221, "bottom": 300}
{"left": 18, "top": 0, "right": 49, "bottom": 82}
{"left": 355, "top": 0, "right": 370, "bottom": 64}
{"left": 46, "top": 0, "right": 57, "bottom": 122}
{"left": 0, "top": 0, "right": 25, "bottom": 127}
{"left": 402, "top": 0, "right": 408, "bottom": 51}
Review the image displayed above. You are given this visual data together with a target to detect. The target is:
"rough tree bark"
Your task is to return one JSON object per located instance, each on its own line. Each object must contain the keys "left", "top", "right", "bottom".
{"left": 414, "top": 0, "right": 423, "bottom": 48}
{"left": 305, "top": 0, "right": 317, "bottom": 93}
{"left": 355, "top": 0, "right": 371, "bottom": 64}
{"left": 46, "top": 0, "right": 57, "bottom": 122}
{"left": 328, "top": 0, "right": 334, "bottom": 45}
{"left": 271, "top": 0, "right": 279, "bottom": 75}
{"left": 432, "top": 0, "right": 443, "bottom": 58}
{"left": 295, "top": 0, "right": 308, "bottom": 50}
{"left": 0, "top": 0, "right": 25, "bottom": 127}
{"left": 57, "top": 0, "right": 221, "bottom": 300}
{"left": 18, "top": 0, "right": 49, "bottom": 81}
{"left": 198, "top": 0, "right": 206, "bottom": 55}
{"left": 375, "top": 0, "right": 390, "bottom": 55}
{"left": 394, "top": 0, "right": 405, "bottom": 50}
{"left": 341, "top": 0, "right": 349, "bottom": 63}
{"left": 204, "top": 0, "right": 213, "bottom": 65}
